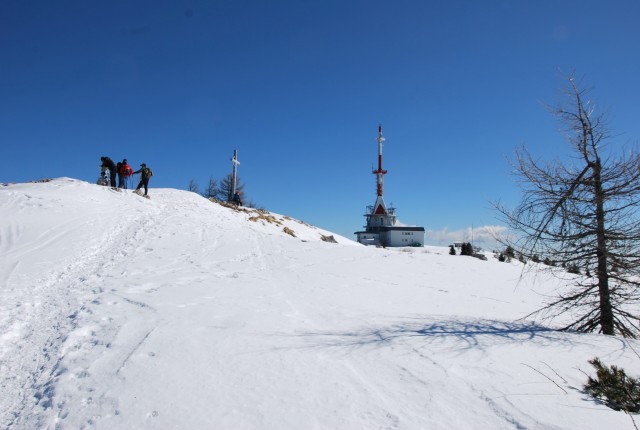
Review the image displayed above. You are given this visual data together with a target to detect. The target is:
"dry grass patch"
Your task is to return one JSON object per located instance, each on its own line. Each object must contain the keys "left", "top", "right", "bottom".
{"left": 248, "top": 213, "right": 283, "bottom": 225}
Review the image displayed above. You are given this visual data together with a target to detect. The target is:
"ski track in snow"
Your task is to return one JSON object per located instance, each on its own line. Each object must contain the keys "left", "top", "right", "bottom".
{"left": 0, "top": 181, "right": 159, "bottom": 428}
{"left": 2, "top": 179, "right": 640, "bottom": 429}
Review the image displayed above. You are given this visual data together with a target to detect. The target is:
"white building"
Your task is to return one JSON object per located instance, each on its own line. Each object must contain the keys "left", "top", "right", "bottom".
{"left": 356, "top": 225, "right": 425, "bottom": 247}
{"left": 354, "top": 126, "right": 425, "bottom": 247}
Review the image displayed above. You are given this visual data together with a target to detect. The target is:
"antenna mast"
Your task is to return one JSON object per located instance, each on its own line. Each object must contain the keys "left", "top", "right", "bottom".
{"left": 373, "top": 124, "right": 387, "bottom": 197}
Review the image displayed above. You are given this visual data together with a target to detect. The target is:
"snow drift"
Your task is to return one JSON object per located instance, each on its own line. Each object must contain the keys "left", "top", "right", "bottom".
{"left": 1, "top": 178, "right": 639, "bottom": 429}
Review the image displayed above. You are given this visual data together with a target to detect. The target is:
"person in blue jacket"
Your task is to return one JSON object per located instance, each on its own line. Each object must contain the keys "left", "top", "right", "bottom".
{"left": 233, "top": 191, "right": 242, "bottom": 206}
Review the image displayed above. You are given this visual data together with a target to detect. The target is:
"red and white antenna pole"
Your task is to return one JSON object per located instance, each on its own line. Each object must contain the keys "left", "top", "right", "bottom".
{"left": 373, "top": 124, "right": 387, "bottom": 196}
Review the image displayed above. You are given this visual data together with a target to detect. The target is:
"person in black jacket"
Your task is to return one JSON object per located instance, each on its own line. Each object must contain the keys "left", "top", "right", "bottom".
{"left": 100, "top": 156, "right": 117, "bottom": 187}
{"left": 116, "top": 161, "right": 123, "bottom": 188}
{"left": 133, "top": 163, "right": 153, "bottom": 196}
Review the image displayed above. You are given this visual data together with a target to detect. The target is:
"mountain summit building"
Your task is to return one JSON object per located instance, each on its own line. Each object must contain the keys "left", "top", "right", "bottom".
{"left": 354, "top": 126, "right": 425, "bottom": 247}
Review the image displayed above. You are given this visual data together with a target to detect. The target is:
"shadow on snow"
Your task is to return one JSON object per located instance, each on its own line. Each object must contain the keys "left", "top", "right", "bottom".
{"left": 295, "top": 318, "right": 573, "bottom": 353}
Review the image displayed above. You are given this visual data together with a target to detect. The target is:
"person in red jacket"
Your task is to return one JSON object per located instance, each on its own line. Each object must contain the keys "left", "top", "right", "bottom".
{"left": 119, "top": 159, "right": 133, "bottom": 189}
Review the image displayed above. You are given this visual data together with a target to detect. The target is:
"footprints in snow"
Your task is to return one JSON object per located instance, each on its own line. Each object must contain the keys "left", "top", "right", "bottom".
{"left": 56, "top": 294, "right": 161, "bottom": 427}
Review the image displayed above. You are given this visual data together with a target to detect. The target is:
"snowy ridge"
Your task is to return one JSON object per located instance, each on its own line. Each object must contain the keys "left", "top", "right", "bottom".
{"left": 1, "top": 178, "right": 639, "bottom": 429}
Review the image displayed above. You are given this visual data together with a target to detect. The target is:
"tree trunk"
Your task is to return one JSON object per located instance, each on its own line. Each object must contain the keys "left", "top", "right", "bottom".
{"left": 593, "top": 160, "right": 615, "bottom": 334}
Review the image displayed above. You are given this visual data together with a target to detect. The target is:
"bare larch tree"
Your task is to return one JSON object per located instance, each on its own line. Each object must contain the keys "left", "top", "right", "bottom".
{"left": 495, "top": 75, "right": 640, "bottom": 337}
{"left": 187, "top": 179, "right": 199, "bottom": 194}
{"left": 201, "top": 176, "right": 218, "bottom": 199}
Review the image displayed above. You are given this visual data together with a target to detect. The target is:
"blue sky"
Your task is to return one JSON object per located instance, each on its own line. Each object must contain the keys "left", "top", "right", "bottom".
{"left": 2, "top": 1, "right": 640, "bottom": 245}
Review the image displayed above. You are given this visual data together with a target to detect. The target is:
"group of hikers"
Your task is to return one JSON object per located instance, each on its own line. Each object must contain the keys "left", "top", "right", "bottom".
{"left": 99, "top": 156, "right": 246, "bottom": 205}
{"left": 99, "top": 156, "right": 153, "bottom": 197}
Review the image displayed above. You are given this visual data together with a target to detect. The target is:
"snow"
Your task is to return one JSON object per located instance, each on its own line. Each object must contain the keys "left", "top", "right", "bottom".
{"left": 1, "top": 178, "right": 638, "bottom": 429}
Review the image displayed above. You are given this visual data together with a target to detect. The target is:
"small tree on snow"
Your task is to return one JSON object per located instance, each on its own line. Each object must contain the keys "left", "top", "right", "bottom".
{"left": 504, "top": 246, "right": 515, "bottom": 259}
{"left": 584, "top": 358, "right": 640, "bottom": 413}
{"left": 216, "top": 173, "right": 245, "bottom": 202}
{"left": 188, "top": 179, "right": 199, "bottom": 194}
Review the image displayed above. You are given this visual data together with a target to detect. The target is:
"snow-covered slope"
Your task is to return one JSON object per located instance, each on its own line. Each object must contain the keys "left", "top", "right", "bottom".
{"left": 1, "top": 178, "right": 638, "bottom": 429}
